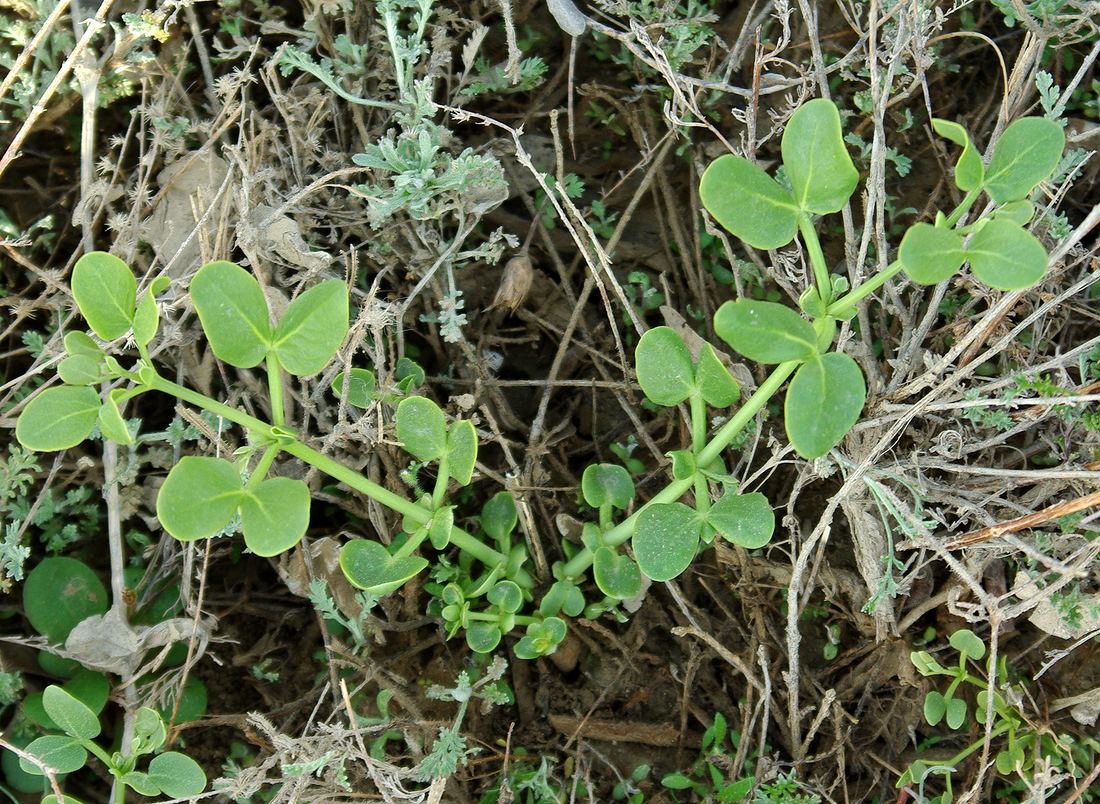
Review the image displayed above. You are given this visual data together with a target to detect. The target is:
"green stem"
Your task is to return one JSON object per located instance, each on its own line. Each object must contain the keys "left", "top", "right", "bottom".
{"left": 561, "top": 361, "right": 799, "bottom": 579}
{"left": 799, "top": 214, "right": 832, "bottom": 305}
{"left": 248, "top": 446, "right": 279, "bottom": 490}
{"left": 943, "top": 187, "right": 981, "bottom": 228}
{"left": 690, "top": 393, "right": 709, "bottom": 515}
{"left": 266, "top": 353, "right": 285, "bottom": 427}
{"left": 826, "top": 261, "right": 903, "bottom": 319}
{"left": 391, "top": 526, "right": 430, "bottom": 560}
{"left": 146, "top": 374, "right": 532, "bottom": 587}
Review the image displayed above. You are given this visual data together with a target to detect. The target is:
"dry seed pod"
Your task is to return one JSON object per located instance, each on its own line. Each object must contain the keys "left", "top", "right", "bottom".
{"left": 491, "top": 253, "right": 534, "bottom": 314}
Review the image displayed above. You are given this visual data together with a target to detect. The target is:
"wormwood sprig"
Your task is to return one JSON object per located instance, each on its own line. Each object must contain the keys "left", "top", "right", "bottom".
{"left": 13, "top": 99, "right": 1065, "bottom": 680}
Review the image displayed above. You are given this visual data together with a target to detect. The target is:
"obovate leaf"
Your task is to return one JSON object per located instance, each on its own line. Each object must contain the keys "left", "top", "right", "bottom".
{"left": 146, "top": 751, "right": 207, "bottom": 798}
{"left": 593, "top": 547, "right": 642, "bottom": 600}
{"left": 784, "top": 353, "right": 865, "bottom": 459}
{"left": 932, "top": 118, "right": 984, "bottom": 191}
{"left": 271, "top": 280, "right": 349, "bottom": 376}
{"left": 16, "top": 386, "right": 101, "bottom": 452}
{"left": 20, "top": 735, "right": 86, "bottom": 776}
{"left": 581, "top": 463, "right": 635, "bottom": 509}
{"left": 948, "top": 628, "right": 986, "bottom": 660}
{"left": 446, "top": 420, "right": 478, "bottom": 486}
{"left": 42, "top": 685, "right": 100, "bottom": 740}
{"left": 632, "top": 502, "right": 702, "bottom": 582}
{"left": 945, "top": 697, "right": 967, "bottom": 730}
{"left": 132, "top": 290, "right": 159, "bottom": 349}
{"left": 699, "top": 154, "right": 799, "bottom": 249}
{"left": 635, "top": 326, "right": 694, "bottom": 406}
{"left": 340, "top": 539, "right": 428, "bottom": 596}
{"left": 57, "top": 354, "right": 101, "bottom": 385}
{"left": 488, "top": 580, "right": 524, "bottom": 613}
{"left": 189, "top": 261, "right": 272, "bottom": 369}
{"left": 694, "top": 343, "right": 739, "bottom": 407}
{"left": 331, "top": 368, "right": 376, "bottom": 408}
{"left": 156, "top": 456, "right": 243, "bottom": 541}
{"left": 71, "top": 251, "right": 136, "bottom": 340}
{"left": 64, "top": 331, "right": 103, "bottom": 359}
{"left": 481, "top": 492, "right": 517, "bottom": 544}
{"left": 706, "top": 492, "right": 774, "bottom": 549}
{"left": 23, "top": 557, "right": 108, "bottom": 644}
{"left": 984, "top": 116, "right": 1065, "bottom": 203}
{"left": 239, "top": 476, "right": 311, "bottom": 556}
{"left": 97, "top": 389, "right": 133, "bottom": 445}
{"left": 899, "top": 223, "right": 967, "bottom": 285}
{"left": 714, "top": 299, "right": 817, "bottom": 364}
{"left": 466, "top": 622, "right": 502, "bottom": 653}
{"left": 966, "top": 219, "right": 1048, "bottom": 290}
{"left": 396, "top": 396, "right": 448, "bottom": 461}
{"left": 923, "top": 691, "right": 946, "bottom": 726}
{"left": 991, "top": 199, "right": 1035, "bottom": 226}
{"left": 781, "top": 98, "right": 859, "bottom": 214}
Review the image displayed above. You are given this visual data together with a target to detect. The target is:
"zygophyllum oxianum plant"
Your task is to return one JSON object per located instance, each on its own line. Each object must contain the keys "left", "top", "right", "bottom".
{"left": 14, "top": 98, "right": 1064, "bottom": 664}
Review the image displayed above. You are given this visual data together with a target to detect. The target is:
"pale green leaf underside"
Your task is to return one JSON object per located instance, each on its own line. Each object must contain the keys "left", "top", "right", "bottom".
{"left": 700, "top": 154, "right": 799, "bottom": 250}
{"left": 21, "top": 735, "right": 87, "bottom": 776}
{"left": 931, "top": 118, "right": 983, "bottom": 192}
{"left": 446, "top": 420, "right": 478, "bottom": 486}
{"left": 147, "top": 750, "right": 208, "bottom": 798}
{"left": 707, "top": 492, "right": 774, "bottom": 549}
{"left": 43, "top": 685, "right": 100, "bottom": 740}
{"left": 785, "top": 352, "right": 865, "bottom": 459}
{"left": 593, "top": 547, "right": 642, "bottom": 600}
{"left": 581, "top": 463, "right": 634, "bottom": 510}
{"left": 694, "top": 344, "right": 740, "bottom": 408}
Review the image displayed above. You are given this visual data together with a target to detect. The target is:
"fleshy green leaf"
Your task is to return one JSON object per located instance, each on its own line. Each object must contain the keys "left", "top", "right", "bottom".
{"left": 581, "top": 463, "right": 635, "bottom": 509}
{"left": 466, "top": 622, "right": 502, "bottom": 653}
{"left": 632, "top": 502, "right": 702, "bottom": 582}
{"left": 239, "top": 477, "right": 310, "bottom": 556}
{"left": 923, "top": 691, "right": 946, "bottom": 726}
{"left": 700, "top": 154, "right": 799, "bottom": 249}
{"left": 447, "top": 420, "right": 478, "bottom": 486}
{"left": 714, "top": 299, "right": 816, "bottom": 364}
{"left": 57, "top": 354, "right": 102, "bottom": 385}
{"left": 932, "top": 118, "right": 984, "bottom": 191}
{"left": 481, "top": 492, "right": 517, "bottom": 543}
{"left": 189, "top": 261, "right": 272, "bottom": 368}
{"left": 71, "top": 251, "right": 136, "bottom": 340}
{"left": 20, "top": 735, "right": 86, "bottom": 776}
{"left": 899, "top": 223, "right": 967, "bottom": 285}
{"left": 64, "top": 331, "right": 104, "bottom": 359}
{"left": 948, "top": 629, "right": 986, "bottom": 660}
{"left": 488, "top": 580, "right": 524, "bottom": 613}
{"left": 984, "top": 116, "right": 1065, "bottom": 203}
{"left": 120, "top": 771, "right": 161, "bottom": 796}
{"left": 132, "top": 290, "right": 159, "bottom": 349}
{"left": 991, "top": 199, "right": 1034, "bottom": 226}
{"left": 694, "top": 344, "right": 739, "bottom": 408}
{"left": 593, "top": 547, "right": 642, "bottom": 600}
{"left": 131, "top": 707, "right": 167, "bottom": 757}
{"left": 635, "top": 327, "right": 694, "bottom": 406}
{"left": 146, "top": 751, "right": 207, "bottom": 798}
{"left": 396, "top": 396, "right": 448, "bottom": 461}
{"left": 340, "top": 539, "right": 428, "bottom": 596}
{"left": 23, "top": 558, "right": 108, "bottom": 644}
{"left": 429, "top": 506, "right": 454, "bottom": 550}
{"left": 966, "top": 219, "right": 1048, "bottom": 290}
{"left": 156, "top": 456, "right": 243, "bottom": 541}
{"left": 781, "top": 98, "right": 859, "bottom": 214}
{"left": 945, "top": 697, "right": 967, "bottom": 730}
{"left": 42, "top": 686, "right": 100, "bottom": 740}
{"left": 785, "top": 353, "right": 865, "bottom": 459}
{"left": 331, "top": 368, "right": 376, "bottom": 408}
{"left": 706, "top": 492, "right": 774, "bottom": 549}
{"left": 97, "top": 389, "right": 133, "bottom": 445}
{"left": 16, "top": 386, "right": 101, "bottom": 452}
{"left": 271, "top": 280, "right": 349, "bottom": 376}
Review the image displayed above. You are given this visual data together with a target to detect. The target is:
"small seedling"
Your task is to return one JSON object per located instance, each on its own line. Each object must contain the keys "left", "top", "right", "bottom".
{"left": 20, "top": 686, "right": 205, "bottom": 803}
